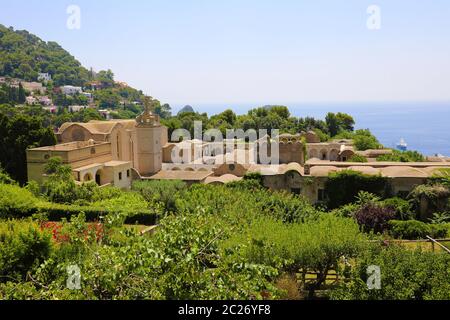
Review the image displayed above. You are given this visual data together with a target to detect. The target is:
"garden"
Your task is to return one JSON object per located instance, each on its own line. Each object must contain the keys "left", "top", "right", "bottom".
{"left": 0, "top": 161, "right": 449, "bottom": 300}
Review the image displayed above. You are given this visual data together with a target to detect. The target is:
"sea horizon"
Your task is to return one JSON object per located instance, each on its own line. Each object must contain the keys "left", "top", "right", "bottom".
{"left": 172, "top": 101, "right": 450, "bottom": 157}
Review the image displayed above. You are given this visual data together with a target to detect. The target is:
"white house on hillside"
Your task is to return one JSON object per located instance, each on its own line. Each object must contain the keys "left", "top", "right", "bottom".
{"left": 62, "top": 85, "right": 83, "bottom": 95}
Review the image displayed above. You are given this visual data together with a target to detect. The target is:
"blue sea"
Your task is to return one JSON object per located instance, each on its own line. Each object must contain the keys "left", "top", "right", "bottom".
{"left": 173, "top": 102, "right": 450, "bottom": 157}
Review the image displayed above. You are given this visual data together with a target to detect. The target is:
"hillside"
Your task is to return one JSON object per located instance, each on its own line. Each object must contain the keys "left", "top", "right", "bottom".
{"left": 0, "top": 25, "right": 174, "bottom": 119}
{"left": 0, "top": 24, "right": 89, "bottom": 86}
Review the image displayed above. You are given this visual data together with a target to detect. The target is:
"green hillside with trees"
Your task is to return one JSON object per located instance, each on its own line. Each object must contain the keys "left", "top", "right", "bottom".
{"left": 0, "top": 24, "right": 90, "bottom": 86}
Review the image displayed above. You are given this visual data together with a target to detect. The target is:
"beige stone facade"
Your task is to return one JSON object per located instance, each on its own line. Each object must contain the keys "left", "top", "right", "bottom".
{"left": 27, "top": 107, "right": 167, "bottom": 188}
{"left": 27, "top": 117, "right": 450, "bottom": 203}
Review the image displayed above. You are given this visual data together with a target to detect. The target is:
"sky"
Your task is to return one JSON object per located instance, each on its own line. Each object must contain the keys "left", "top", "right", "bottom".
{"left": 1, "top": 0, "right": 450, "bottom": 106}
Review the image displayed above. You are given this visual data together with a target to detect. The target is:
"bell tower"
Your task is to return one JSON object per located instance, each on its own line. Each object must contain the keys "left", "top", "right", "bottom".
{"left": 134, "top": 96, "right": 163, "bottom": 176}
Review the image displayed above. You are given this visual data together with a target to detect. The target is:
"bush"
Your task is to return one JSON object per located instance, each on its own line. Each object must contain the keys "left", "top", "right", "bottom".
{"left": 0, "top": 168, "right": 16, "bottom": 185}
{"left": 330, "top": 203, "right": 360, "bottom": 218}
{"left": 331, "top": 245, "right": 450, "bottom": 300}
{"left": 388, "top": 220, "right": 448, "bottom": 240}
{"left": 347, "top": 154, "right": 368, "bottom": 163}
{"left": 224, "top": 215, "right": 367, "bottom": 298}
{"left": 383, "top": 197, "right": 414, "bottom": 220}
{"left": 354, "top": 203, "right": 396, "bottom": 234}
{"left": 175, "top": 184, "right": 319, "bottom": 225}
{"left": 377, "top": 150, "right": 425, "bottom": 162}
{"left": 325, "top": 170, "right": 390, "bottom": 209}
{"left": 352, "top": 129, "right": 382, "bottom": 151}
{"left": 0, "top": 184, "right": 158, "bottom": 225}
{"left": 0, "top": 184, "right": 39, "bottom": 218}
{"left": 0, "top": 220, "right": 53, "bottom": 282}
{"left": 132, "top": 180, "right": 186, "bottom": 212}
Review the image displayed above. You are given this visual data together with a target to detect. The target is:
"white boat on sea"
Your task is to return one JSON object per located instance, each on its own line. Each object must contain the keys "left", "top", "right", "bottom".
{"left": 396, "top": 138, "right": 408, "bottom": 151}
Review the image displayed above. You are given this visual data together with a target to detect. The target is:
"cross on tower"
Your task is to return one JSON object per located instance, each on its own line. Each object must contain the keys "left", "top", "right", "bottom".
{"left": 143, "top": 96, "right": 155, "bottom": 114}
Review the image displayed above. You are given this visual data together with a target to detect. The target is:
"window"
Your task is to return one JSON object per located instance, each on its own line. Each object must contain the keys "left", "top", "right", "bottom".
{"left": 127, "top": 170, "right": 130, "bottom": 178}
{"left": 119, "top": 172, "right": 122, "bottom": 180}
{"left": 291, "top": 188, "right": 301, "bottom": 195}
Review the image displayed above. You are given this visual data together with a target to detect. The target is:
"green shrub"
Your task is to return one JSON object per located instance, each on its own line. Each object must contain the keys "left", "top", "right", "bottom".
{"left": 36, "top": 202, "right": 158, "bottom": 226}
{"left": 325, "top": 170, "right": 391, "bottom": 209}
{"left": 388, "top": 220, "right": 448, "bottom": 240}
{"left": 347, "top": 154, "right": 368, "bottom": 163}
{"left": 0, "top": 184, "right": 39, "bottom": 218}
{"left": 383, "top": 197, "right": 414, "bottom": 220}
{"left": 132, "top": 180, "right": 186, "bottom": 212}
{"left": 377, "top": 150, "right": 425, "bottom": 162}
{"left": 331, "top": 203, "right": 360, "bottom": 218}
{"left": 175, "top": 184, "right": 319, "bottom": 225}
{"left": 0, "top": 168, "right": 16, "bottom": 185}
{"left": 331, "top": 245, "right": 450, "bottom": 300}
{"left": 352, "top": 129, "right": 382, "bottom": 151}
{"left": 224, "top": 215, "right": 367, "bottom": 298}
{"left": 0, "top": 220, "right": 53, "bottom": 282}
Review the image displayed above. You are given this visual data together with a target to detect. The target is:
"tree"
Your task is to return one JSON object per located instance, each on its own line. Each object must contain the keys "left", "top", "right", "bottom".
{"left": 325, "top": 112, "right": 340, "bottom": 137}
{"left": 96, "top": 69, "right": 115, "bottom": 87}
{"left": 18, "top": 83, "right": 26, "bottom": 103}
{"left": 336, "top": 112, "right": 355, "bottom": 132}
{"left": 353, "top": 129, "right": 382, "bottom": 151}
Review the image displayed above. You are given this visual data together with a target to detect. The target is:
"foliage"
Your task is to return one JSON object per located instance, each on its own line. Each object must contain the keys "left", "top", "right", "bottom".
{"left": 377, "top": 150, "right": 425, "bottom": 162}
{"left": 409, "top": 184, "right": 450, "bottom": 218}
{"left": 224, "top": 215, "right": 367, "bottom": 298}
{"left": 0, "top": 168, "right": 16, "bottom": 185}
{"left": 430, "top": 212, "right": 450, "bottom": 225}
{"left": 325, "top": 112, "right": 355, "bottom": 137}
{"left": 382, "top": 197, "right": 414, "bottom": 220}
{"left": 0, "top": 110, "right": 56, "bottom": 184}
{"left": 325, "top": 170, "right": 390, "bottom": 209}
{"left": 432, "top": 169, "right": 450, "bottom": 188}
{"left": 347, "top": 154, "right": 368, "bottom": 163}
{"left": 0, "top": 183, "right": 39, "bottom": 218}
{"left": 388, "top": 220, "right": 448, "bottom": 240}
{"left": 352, "top": 129, "right": 382, "bottom": 151}
{"left": 354, "top": 203, "right": 396, "bottom": 234}
{"left": 331, "top": 245, "right": 450, "bottom": 300}
{"left": 132, "top": 180, "right": 186, "bottom": 213}
{"left": 0, "top": 25, "right": 89, "bottom": 85}
{"left": 175, "top": 184, "right": 319, "bottom": 225}
{"left": 0, "top": 219, "right": 52, "bottom": 282}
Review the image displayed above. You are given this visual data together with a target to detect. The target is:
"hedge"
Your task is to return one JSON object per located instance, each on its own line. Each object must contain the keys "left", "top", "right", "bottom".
{"left": 37, "top": 203, "right": 158, "bottom": 226}
{"left": 0, "top": 184, "right": 158, "bottom": 225}
{"left": 325, "top": 170, "right": 391, "bottom": 209}
{"left": 388, "top": 220, "right": 448, "bottom": 240}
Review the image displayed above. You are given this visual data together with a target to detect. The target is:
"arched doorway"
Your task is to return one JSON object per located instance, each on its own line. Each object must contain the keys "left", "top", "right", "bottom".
{"left": 83, "top": 173, "right": 93, "bottom": 182}
{"left": 95, "top": 169, "right": 104, "bottom": 186}
{"left": 329, "top": 149, "right": 339, "bottom": 161}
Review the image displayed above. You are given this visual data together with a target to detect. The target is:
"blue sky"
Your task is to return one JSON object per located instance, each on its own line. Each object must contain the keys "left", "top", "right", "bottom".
{"left": 1, "top": 0, "right": 450, "bottom": 106}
